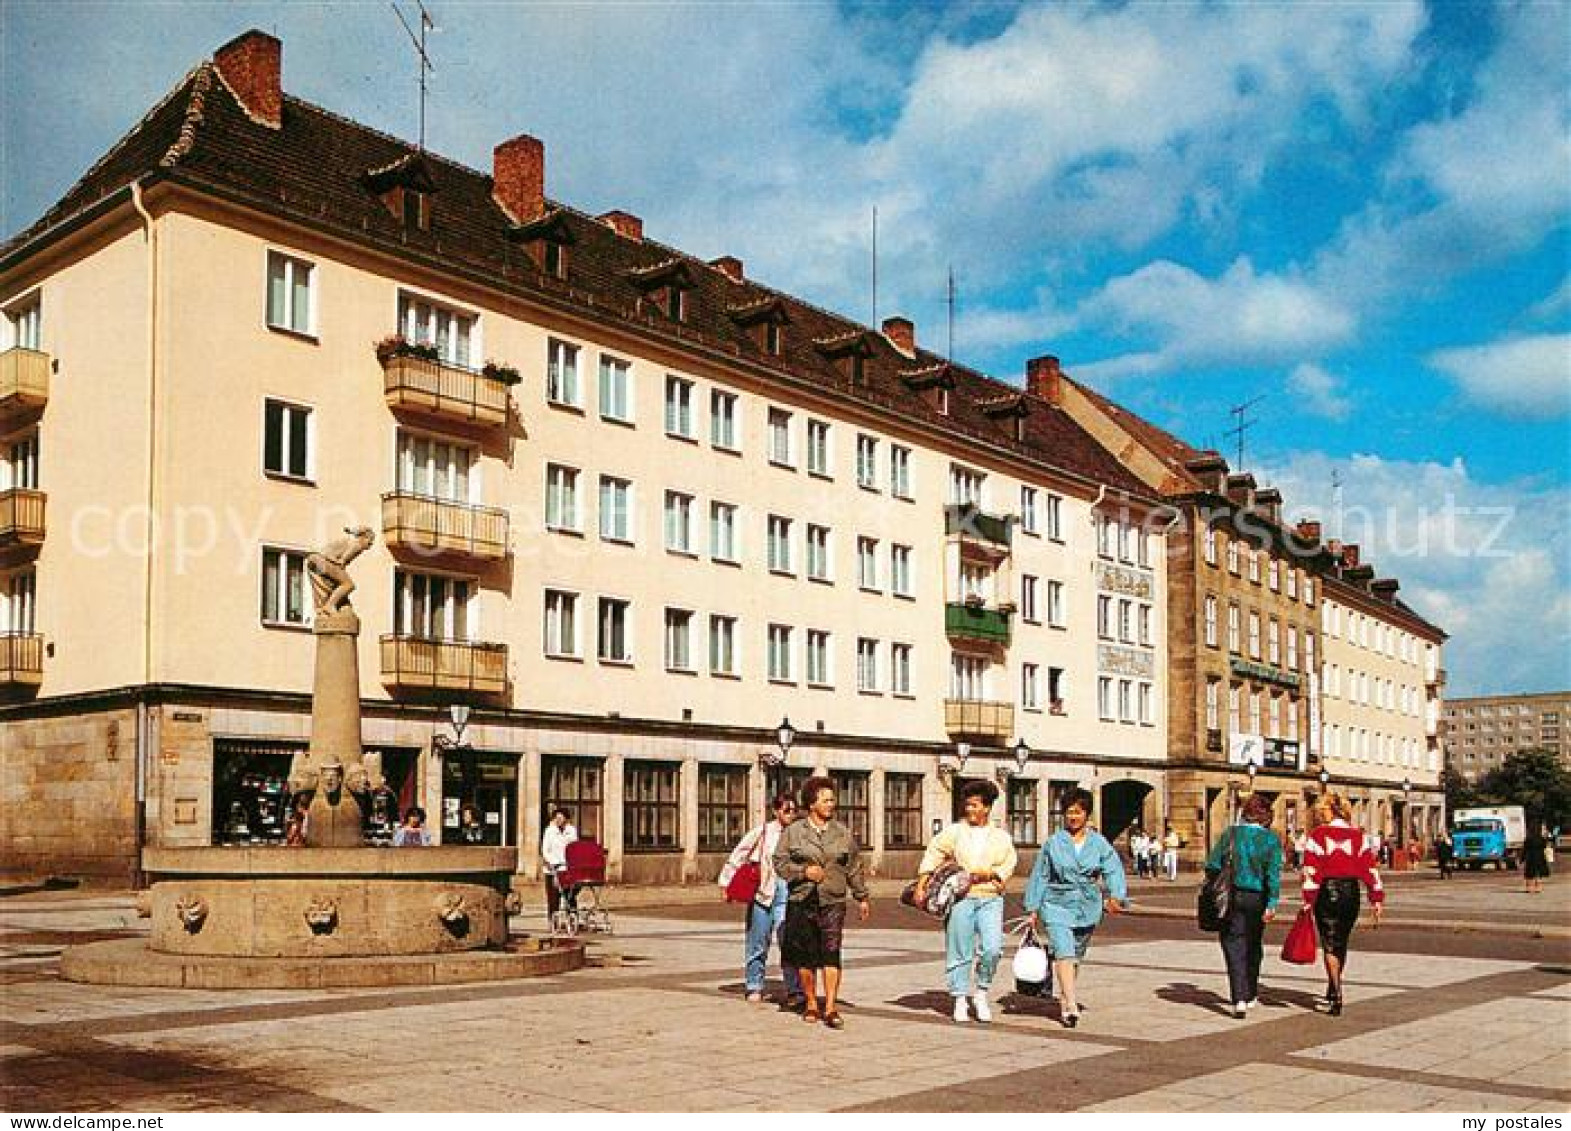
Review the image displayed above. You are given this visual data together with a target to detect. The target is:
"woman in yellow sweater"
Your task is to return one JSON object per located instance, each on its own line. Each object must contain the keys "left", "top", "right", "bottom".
{"left": 915, "top": 779, "right": 1019, "bottom": 1023}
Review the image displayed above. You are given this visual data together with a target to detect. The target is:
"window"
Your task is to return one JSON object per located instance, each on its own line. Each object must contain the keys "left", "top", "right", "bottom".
{"left": 1269, "top": 558, "right": 1280, "bottom": 591}
{"left": 1268, "top": 618, "right": 1281, "bottom": 665}
{"left": 891, "top": 544, "right": 913, "bottom": 598}
{"left": 1046, "top": 580, "right": 1065, "bottom": 628}
{"left": 711, "top": 390, "right": 738, "bottom": 450}
{"left": 959, "top": 562, "right": 989, "bottom": 603}
{"left": 709, "top": 615, "right": 738, "bottom": 676}
{"left": 1204, "top": 527, "right": 1218, "bottom": 566}
{"left": 598, "top": 475, "right": 631, "bottom": 542}
{"left": 1138, "top": 604, "right": 1153, "bottom": 647}
{"left": 890, "top": 445, "right": 913, "bottom": 498}
{"left": 262, "top": 398, "right": 313, "bottom": 481}
{"left": 265, "top": 251, "right": 314, "bottom": 335}
{"left": 806, "top": 419, "right": 831, "bottom": 476}
{"left": 830, "top": 771, "right": 871, "bottom": 847}
{"left": 3, "top": 433, "right": 38, "bottom": 492}
{"left": 1007, "top": 779, "right": 1038, "bottom": 846}
{"left": 1229, "top": 683, "right": 1241, "bottom": 733}
{"left": 664, "top": 491, "right": 694, "bottom": 555}
{"left": 1227, "top": 538, "right": 1240, "bottom": 574}
{"left": 806, "top": 629, "right": 832, "bottom": 686}
{"left": 542, "top": 238, "right": 567, "bottom": 279}
{"left": 1021, "top": 575, "right": 1040, "bottom": 623}
{"left": 399, "top": 293, "right": 474, "bottom": 368}
{"left": 543, "top": 758, "right": 603, "bottom": 844}
{"left": 624, "top": 761, "right": 680, "bottom": 851}
{"left": 1249, "top": 690, "right": 1263, "bottom": 735}
{"left": 260, "top": 548, "right": 309, "bottom": 627}
{"left": 1139, "top": 529, "right": 1153, "bottom": 568}
{"left": 546, "top": 339, "right": 580, "bottom": 406}
{"left": 1119, "top": 679, "right": 1134, "bottom": 723}
{"left": 768, "top": 408, "right": 793, "bottom": 466}
{"left": 5, "top": 294, "right": 41, "bottom": 350}
{"left": 698, "top": 765, "right": 749, "bottom": 852}
{"left": 856, "top": 434, "right": 878, "bottom": 489}
{"left": 767, "top": 624, "right": 794, "bottom": 682}
{"left": 1248, "top": 549, "right": 1261, "bottom": 584}
{"left": 1097, "top": 595, "right": 1113, "bottom": 640}
{"left": 1286, "top": 567, "right": 1298, "bottom": 599}
{"left": 1204, "top": 595, "right": 1218, "bottom": 648}
{"left": 546, "top": 464, "right": 581, "bottom": 532}
{"left": 884, "top": 773, "right": 924, "bottom": 848}
{"left": 806, "top": 524, "right": 832, "bottom": 582}
{"left": 1304, "top": 577, "right": 1315, "bottom": 606}
{"left": 1268, "top": 693, "right": 1281, "bottom": 738}
{"left": 664, "top": 608, "right": 694, "bottom": 671}
{"left": 1228, "top": 604, "right": 1241, "bottom": 653}
{"left": 1118, "top": 599, "right": 1133, "bottom": 643}
{"left": 767, "top": 515, "right": 794, "bottom": 574}
{"left": 1287, "top": 627, "right": 1299, "bottom": 670}
{"left": 857, "top": 536, "right": 879, "bottom": 590}
{"left": 1048, "top": 667, "right": 1066, "bottom": 712}
{"left": 598, "top": 597, "right": 632, "bottom": 663}
{"left": 664, "top": 376, "right": 694, "bottom": 438}
{"left": 598, "top": 355, "right": 632, "bottom": 423}
{"left": 710, "top": 502, "right": 739, "bottom": 563}
{"left": 1119, "top": 524, "right": 1136, "bottom": 564}
{"left": 1020, "top": 487, "right": 1039, "bottom": 535}
{"left": 857, "top": 637, "right": 879, "bottom": 693}
{"left": 1098, "top": 516, "right": 1117, "bottom": 559}
{"left": 394, "top": 571, "right": 472, "bottom": 639}
{"left": 1138, "top": 682, "right": 1154, "bottom": 726}
{"left": 1022, "top": 663, "right": 1041, "bottom": 710}
{"left": 1205, "top": 678, "right": 1220, "bottom": 731}
{"left": 951, "top": 654, "right": 988, "bottom": 700}
{"left": 949, "top": 465, "right": 985, "bottom": 506}
{"left": 1287, "top": 698, "right": 1299, "bottom": 739}
{"left": 543, "top": 589, "right": 579, "bottom": 657}
{"left": 891, "top": 642, "right": 913, "bottom": 696}
{"left": 1098, "top": 677, "right": 1115, "bottom": 721}
{"left": 1248, "top": 611, "right": 1261, "bottom": 659}
{"left": 1045, "top": 493, "right": 1063, "bottom": 541}
{"left": 396, "top": 432, "right": 474, "bottom": 502}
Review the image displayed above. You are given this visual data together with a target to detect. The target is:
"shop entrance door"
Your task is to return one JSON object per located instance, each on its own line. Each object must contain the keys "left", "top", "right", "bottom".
{"left": 441, "top": 750, "right": 518, "bottom": 846}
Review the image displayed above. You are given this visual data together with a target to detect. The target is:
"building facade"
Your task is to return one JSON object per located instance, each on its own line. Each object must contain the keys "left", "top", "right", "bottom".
{"left": 0, "top": 32, "right": 1172, "bottom": 885}
{"left": 1441, "top": 691, "right": 1571, "bottom": 782}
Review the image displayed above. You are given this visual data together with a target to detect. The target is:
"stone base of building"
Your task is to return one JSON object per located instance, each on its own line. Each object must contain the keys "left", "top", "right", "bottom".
{"left": 60, "top": 935, "right": 584, "bottom": 989}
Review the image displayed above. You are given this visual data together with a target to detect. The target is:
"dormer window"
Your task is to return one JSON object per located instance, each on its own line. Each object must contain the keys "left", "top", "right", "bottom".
{"left": 977, "top": 392, "right": 1031, "bottom": 441}
{"left": 727, "top": 295, "right": 791, "bottom": 357}
{"left": 764, "top": 322, "right": 781, "bottom": 356}
{"left": 543, "top": 240, "right": 566, "bottom": 279}
{"left": 505, "top": 209, "right": 576, "bottom": 281}
{"left": 938, "top": 387, "right": 950, "bottom": 416}
{"left": 626, "top": 259, "right": 698, "bottom": 326}
{"left": 815, "top": 330, "right": 876, "bottom": 386}
{"left": 662, "top": 285, "right": 687, "bottom": 323}
{"left": 401, "top": 188, "right": 429, "bottom": 232}
{"left": 899, "top": 361, "right": 957, "bottom": 416}
{"left": 361, "top": 153, "right": 438, "bottom": 233}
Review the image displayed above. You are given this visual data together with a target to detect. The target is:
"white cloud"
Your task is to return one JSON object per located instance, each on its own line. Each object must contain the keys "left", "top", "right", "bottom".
{"left": 1528, "top": 278, "right": 1571, "bottom": 323}
{"left": 1264, "top": 451, "right": 1571, "bottom": 696}
{"left": 1288, "top": 363, "right": 1353, "bottom": 421}
{"left": 1427, "top": 334, "right": 1571, "bottom": 420}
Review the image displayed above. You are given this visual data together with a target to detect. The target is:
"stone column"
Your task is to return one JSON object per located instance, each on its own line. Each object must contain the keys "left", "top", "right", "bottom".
{"left": 297, "top": 609, "right": 369, "bottom": 848}
{"left": 681, "top": 752, "right": 700, "bottom": 882}
{"left": 869, "top": 767, "right": 886, "bottom": 876}
{"left": 604, "top": 752, "right": 625, "bottom": 882}
{"left": 520, "top": 741, "right": 542, "bottom": 880}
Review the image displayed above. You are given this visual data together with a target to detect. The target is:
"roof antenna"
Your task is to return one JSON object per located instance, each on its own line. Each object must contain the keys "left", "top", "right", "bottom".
{"left": 1331, "top": 467, "right": 1345, "bottom": 541}
{"left": 1224, "top": 394, "right": 1266, "bottom": 471}
{"left": 870, "top": 205, "right": 879, "bottom": 327}
{"left": 391, "top": 1, "right": 437, "bottom": 150}
{"left": 947, "top": 265, "right": 956, "bottom": 361}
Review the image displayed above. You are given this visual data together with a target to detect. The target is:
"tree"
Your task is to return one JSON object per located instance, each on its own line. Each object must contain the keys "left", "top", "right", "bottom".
{"left": 1475, "top": 748, "right": 1571, "bottom": 831}
{"left": 1440, "top": 762, "right": 1481, "bottom": 815}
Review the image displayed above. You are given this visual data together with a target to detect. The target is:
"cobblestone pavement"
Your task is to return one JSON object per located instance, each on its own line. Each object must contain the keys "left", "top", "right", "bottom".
{"left": 2, "top": 885, "right": 1568, "bottom": 1113}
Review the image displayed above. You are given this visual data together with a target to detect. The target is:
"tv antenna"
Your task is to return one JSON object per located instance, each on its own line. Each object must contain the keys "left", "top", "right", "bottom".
{"left": 1331, "top": 468, "right": 1344, "bottom": 540}
{"left": 946, "top": 266, "right": 956, "bottom": 360}
{"left": 392, "top": 1, "right": 437, "bottom": 150}
{"left": 1224, "top": 394, "right": 1267, "bottom": 471}
{"left": 870, "top": 205, "right": 879, "bottom": 327}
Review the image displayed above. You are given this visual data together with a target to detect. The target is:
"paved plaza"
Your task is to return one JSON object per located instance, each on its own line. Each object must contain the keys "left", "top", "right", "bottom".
{"left": 2, "top": 877, "right": 1568, "bottom": 1113}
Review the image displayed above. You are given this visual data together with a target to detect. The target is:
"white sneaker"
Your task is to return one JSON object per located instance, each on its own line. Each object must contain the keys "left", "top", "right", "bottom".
{"left": 952, "top": 996, "right": 970, "bottom": 1024}
{"left": 1233, "top": 1001, "right": 1248, "bottom": 1019}
{"left": 1245, "top": 998, "right": 1259, "bottom": 1011}
{"left": 972, "top": 991, "right": 993, "bottom": 1024}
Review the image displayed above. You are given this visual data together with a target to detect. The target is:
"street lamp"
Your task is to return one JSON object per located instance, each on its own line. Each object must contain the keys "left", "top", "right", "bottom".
{"left": 432, "top": 703, "right": 472, "bottom": 752}
{"left": 939, "top": 741, "right": 971, "bottom": 787}
{"left": 996, "top": 738, "right": 1032, "bottom": 784}
{"left": 760, "top": 716, "right": 796, "bottom": 768}
{"left": 1402, "top": 776, "right": 1412, "bottom": 848}
{"left": 1318, "top": 768, "right": 1330, "bottom": 793}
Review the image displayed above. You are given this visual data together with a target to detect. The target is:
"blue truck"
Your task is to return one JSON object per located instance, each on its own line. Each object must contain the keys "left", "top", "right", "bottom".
{"left": 1450, "top": 806, "right": 1527, "bottom": 870}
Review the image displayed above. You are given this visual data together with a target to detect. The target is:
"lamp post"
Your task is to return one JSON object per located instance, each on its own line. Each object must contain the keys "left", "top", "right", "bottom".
{"left": 996, "top": 738, "right": 1032, "bottom": 784}
{"left": 1318, "top": 768, "right": 1330, "bottom": 794}
{"left": 1402, "top": 776, "right": 1412, "bottom": 849}
{"left": 1247, "top": 762, "right": 1258, "bottom": 796}
{"left": 760, "top": 716, "right": 796, "bottom": 769}
{"left": 940, "top": 741, "right": 971, "bottom": 787}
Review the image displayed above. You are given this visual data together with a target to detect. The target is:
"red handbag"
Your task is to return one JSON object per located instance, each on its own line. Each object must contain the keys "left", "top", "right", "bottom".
{"left": 724, "top": 828, "right": 766, "bottom": 904}
{"left": 1281, "top": 905, "right": 1318, "bottom": 965}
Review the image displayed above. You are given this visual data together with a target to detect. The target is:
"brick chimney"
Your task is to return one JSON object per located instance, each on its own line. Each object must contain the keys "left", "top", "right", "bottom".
{"left": 493, "top": 134, "right": 545, "bottom": 223}
{"left": 1224, "top": 473, "right": 1256, "bottom": 507}
{"left": 1026, "top": 355, "right": 1063, "bottom": 405}
{"left": 1341, "top": 543, "right": 1361, "bottom": 569}
{"left": 882, "top": 316, "right": 915, "bottom": 357}
{"left": 1253, "top": 486, "right": 1283, "bottom": 525}
{"left": 1371, "top": 578, "right": 1400, "bottom": 602}
{"left": 1295, "top": 519, "right": 1322, "bottom": 543}
{"left": 600, "top": 211, "right": 643, "bottom": 241}
{"left": 710, "top": 256, "right": 744, "bottom": 283}
{"left": 1184, "top": 451, "right": 1229, "bottom": 492}
{"left": 214, "top": 30, "right": 282, "bottom": 129}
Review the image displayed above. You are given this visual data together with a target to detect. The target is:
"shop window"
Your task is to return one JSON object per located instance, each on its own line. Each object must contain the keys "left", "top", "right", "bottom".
{"left": 884, "top": 772, "right": 924, "bottom": 849}
{"left": 624, "top": 760, "right": 680, "bottom": 851}
{"left": 441, "top": 750, "right": 518, "bottom": 846}
{"left": 830, "top": 769, "right": 871, "bottom": 847}
{"left": 542, "top": 756, "right": 604, "bottom": 844}
{"left": 1008, "top": 778, "right": 1038, "bottom": 845}
{"left": 698, "top": 764, "right": 751, "bottom": 852}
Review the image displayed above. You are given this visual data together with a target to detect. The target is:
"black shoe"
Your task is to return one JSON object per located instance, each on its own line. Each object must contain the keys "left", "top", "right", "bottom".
{"left": 1327, "top": 990, "right": 1343, "bottom": 1017}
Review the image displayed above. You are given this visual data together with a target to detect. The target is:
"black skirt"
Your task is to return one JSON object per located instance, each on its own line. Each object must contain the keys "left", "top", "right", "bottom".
{"left": 1313, "top": 877, "right": 1361, "bottom": 960}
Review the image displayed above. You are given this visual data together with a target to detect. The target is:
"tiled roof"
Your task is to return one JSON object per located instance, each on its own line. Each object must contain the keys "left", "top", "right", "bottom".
{"left": 3, "top": 59, "right": 1150, "bottom": 499}
{"left": 1067, "top": 375, "right": 1208, "bottom": 487}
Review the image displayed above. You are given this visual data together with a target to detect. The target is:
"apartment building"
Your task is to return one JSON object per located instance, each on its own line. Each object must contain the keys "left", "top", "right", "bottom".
{"left": 0, "top": 32, "right": 1170, "bottom": 884}
{"left": 1315, "top": 542, "right": 1447, "bottom": 844}
{"left": 1441, "top": 691, "right": 1571, "bottom": 782}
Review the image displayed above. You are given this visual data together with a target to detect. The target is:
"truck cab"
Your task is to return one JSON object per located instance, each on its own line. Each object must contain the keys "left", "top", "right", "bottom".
{"left": 1450, "top": 805, "right": 1527, "bottom": 870}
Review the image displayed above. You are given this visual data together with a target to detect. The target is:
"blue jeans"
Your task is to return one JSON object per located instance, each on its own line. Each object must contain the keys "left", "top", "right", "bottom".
{"left": 745, "top": 880, "right": 803, "bottom": 995}
{"left": 945, "top": 896, "right": 1005, "bottom": 996}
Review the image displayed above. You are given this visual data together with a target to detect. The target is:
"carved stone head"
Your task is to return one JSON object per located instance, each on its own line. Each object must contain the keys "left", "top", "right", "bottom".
{"left": 175, "top": 895, "right": 208, "bottom": 933}
{"left": 304, "top": 897, "right": 339, "bottom": 935}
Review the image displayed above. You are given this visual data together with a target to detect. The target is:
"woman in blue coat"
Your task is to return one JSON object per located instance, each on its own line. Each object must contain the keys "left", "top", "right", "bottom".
{"left": 1024, "top": 787, "right": 1129, "bottom": 1028}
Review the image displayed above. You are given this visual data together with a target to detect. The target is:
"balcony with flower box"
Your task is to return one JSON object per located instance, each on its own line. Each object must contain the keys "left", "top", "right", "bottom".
{"left": 381, "top": 492, "right": 509, "bottom": 562}
{"left": 945, "top": 601, "right": 1012, "bottom": 649}
{"left": 379, "top": 635, "right": 508, "bottom": 697}
{"left": 944, "top": 698, "right": 1015, "bottom": 742}
{"left": 377, "top": 337, "right": 514, "bottom": 429}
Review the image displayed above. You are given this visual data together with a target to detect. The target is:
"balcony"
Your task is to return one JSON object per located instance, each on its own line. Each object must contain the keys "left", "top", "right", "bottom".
{"left": 0, "top": 489, "right": 45, "bottom": 551}
{"left": 945, "top": 698, "right": 1015, "bottom": 742}
{"left": 0, "top": 348, "right": 49, "bottom": 427}
{"left": 945, "top": 602, "right": 1012, "bottom": 648}
{"left": 380, "top": 635, "right": 508, "bottom": 696}
{"left": 381, "top": 493, "right": 509, "bottom": 561}
{"left": 379, "top": 345, "right": 511, "bottom": 428}
{"left": 0, "top": 632, "right": 43, "bottom": 686}
{"left": 945, "top": 503, "right": 1012, "bottom": 554}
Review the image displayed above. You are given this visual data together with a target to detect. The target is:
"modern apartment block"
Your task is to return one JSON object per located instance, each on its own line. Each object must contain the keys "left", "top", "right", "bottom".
{"left": 0, "top": 32, "right": 1172, "bottom": 884}
{"left": 1442, "top": 691, "right": 1571, "bottom": 782}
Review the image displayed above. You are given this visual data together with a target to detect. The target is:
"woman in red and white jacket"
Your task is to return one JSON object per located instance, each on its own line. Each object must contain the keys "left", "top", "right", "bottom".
{"left": 1301, "top": 792, "right": 1384, "bottom": 1016}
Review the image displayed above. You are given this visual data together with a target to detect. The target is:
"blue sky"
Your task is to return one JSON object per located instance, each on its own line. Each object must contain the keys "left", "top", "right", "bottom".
{"left": 3, "top": 1, "right": 1568, "bottom": 696}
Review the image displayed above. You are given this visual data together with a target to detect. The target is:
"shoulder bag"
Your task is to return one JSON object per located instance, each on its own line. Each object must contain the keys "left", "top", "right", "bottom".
{"left": 1197, "top": 828, "right": 1236, "bottom": 933}
{"left": 724, "top": 827, "right": 766, "bottom": 904}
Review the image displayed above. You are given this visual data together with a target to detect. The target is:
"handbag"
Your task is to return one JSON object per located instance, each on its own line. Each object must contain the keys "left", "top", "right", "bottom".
{"left": 1011, "top": 921, "right": 1054, "bottom": 998}
{"left": 724, "top": 827, "right": 766, "bottom": 904}
{"left": 899, "top": 862, "right": 972, "bottom": 919}
{"left": 1281, "top": 905, "right": 1318, "bottom": 964}
{"left": 1196, "top": 828, "right": 1236, "bottom": 932}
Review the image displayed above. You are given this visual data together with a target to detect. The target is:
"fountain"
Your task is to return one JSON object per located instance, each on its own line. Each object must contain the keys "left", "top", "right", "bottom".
{"left": 63, "top": 528, "right": 583, "bottom": 988}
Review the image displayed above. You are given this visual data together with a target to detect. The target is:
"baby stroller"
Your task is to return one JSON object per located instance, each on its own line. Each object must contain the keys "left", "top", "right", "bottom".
{"left": 550, "top": 838, "right": 613, "bottom": 936}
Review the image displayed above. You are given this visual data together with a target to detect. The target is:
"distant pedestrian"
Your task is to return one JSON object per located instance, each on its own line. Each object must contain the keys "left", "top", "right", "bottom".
{"left": 392, "top": 806, "right": 432, "bottom": 847}
{"left": 774, "top": 776, "right": 871, "bottom": 1030}
{"left": 1161, "top": 824, "right": 1182, "bottom": 881}
{"left": 1434, "top": 832, "right": 1454, "bottom": 879}
{"left": 1293, "top": 830, "right": 1308, "bottom": 872}
{"left": 1206, "top": 794, "right": 1282, "bottom": 1018}
{"left": 1024, "top": 787, "right": 1129, "bottom": 1028}
{"left": 915, "top": 779, "right": 1018, "bottom": 1024}
{"left": 1302, "top": 793, "right": 1384, "bottom": 1016}
{"left": 541, "top": 808, "right": 578, "bottom": 921}
{"left": 1130, "top": 829, "right": 1150, "bottom": 878}
{"left": 719, "top": 793, "right": 804, "bottom": 1006}
{"left": 284, "top": 794, "right": 310, "bottom": 846}
{"left": 1523, "top": 824, "right": 1552, "bottom": 894}
{"left": 458, "top": 803, "right": 486, "bottom": 845}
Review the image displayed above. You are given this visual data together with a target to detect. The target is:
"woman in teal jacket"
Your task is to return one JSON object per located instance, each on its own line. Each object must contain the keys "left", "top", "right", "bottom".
{"left": 1024, "top": 787, "right": 1128, "bottom": 1028}
{"left": 1205, "top": 792, "right": 1282, "bottom": 1018}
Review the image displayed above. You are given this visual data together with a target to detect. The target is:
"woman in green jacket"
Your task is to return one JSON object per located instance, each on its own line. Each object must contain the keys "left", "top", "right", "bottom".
{"left": 1206, "top": 792, "right": 1282, "bottom": 1018}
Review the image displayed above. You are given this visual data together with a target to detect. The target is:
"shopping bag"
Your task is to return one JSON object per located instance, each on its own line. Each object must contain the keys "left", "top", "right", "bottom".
{"left": 1010, "top": 920, "right": 1054, "bottom": 998}
{"left": 1280, "top": 906, "right": 1318, "bottom": 965}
